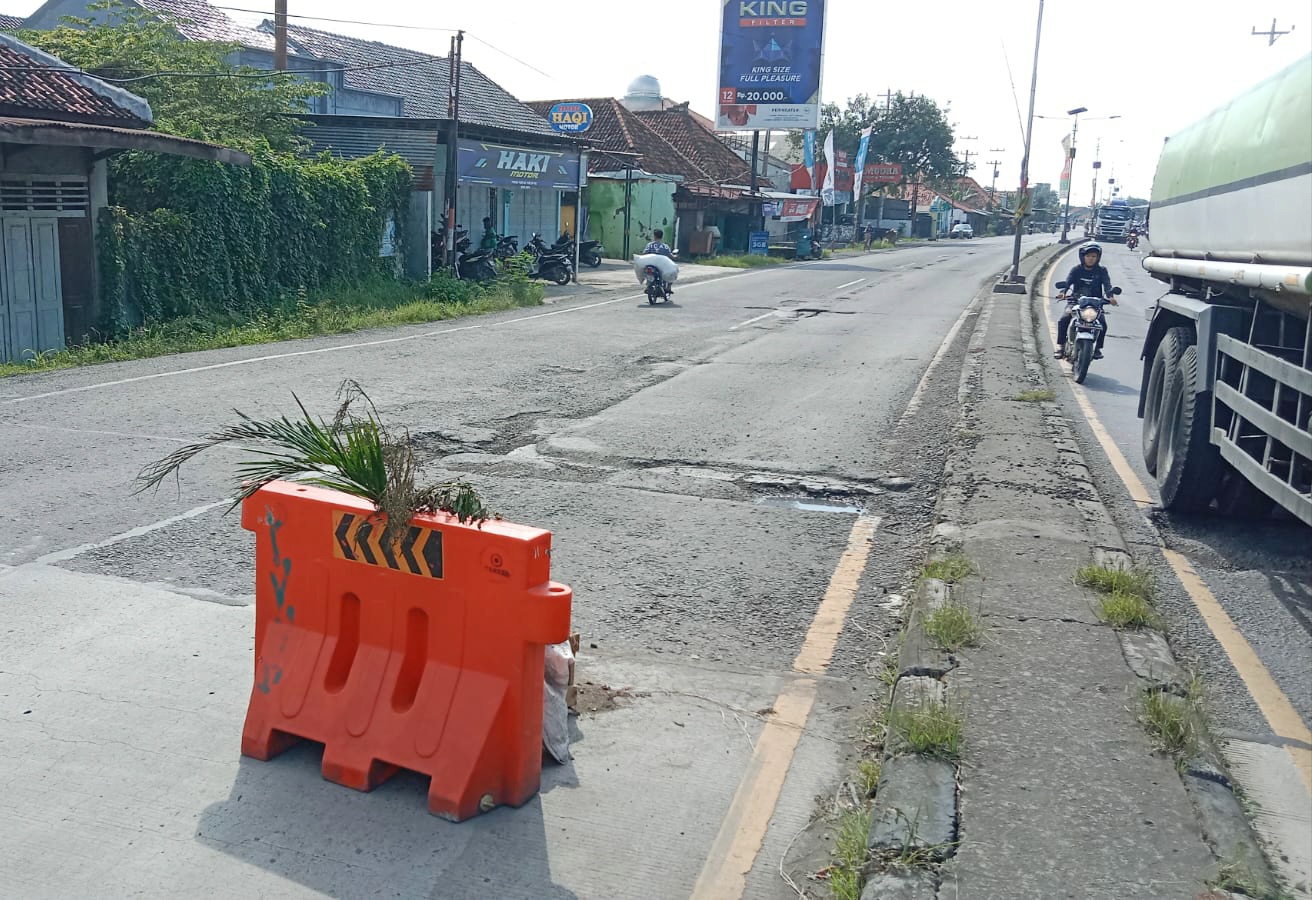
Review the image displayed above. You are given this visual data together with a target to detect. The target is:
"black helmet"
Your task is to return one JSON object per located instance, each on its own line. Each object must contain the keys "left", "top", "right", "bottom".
{"left": 1081, "top": 243, "right": 1103, "bottom": 258}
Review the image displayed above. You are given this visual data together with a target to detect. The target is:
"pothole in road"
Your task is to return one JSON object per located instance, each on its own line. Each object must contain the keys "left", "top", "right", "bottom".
{"left": 755, "top": 496, "right": 865, "bottom": 514}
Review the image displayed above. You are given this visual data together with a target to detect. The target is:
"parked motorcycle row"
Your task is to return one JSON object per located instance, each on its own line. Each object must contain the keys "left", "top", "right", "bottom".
{"left": 433, "top": 228, "right": 605, "bottom": 285}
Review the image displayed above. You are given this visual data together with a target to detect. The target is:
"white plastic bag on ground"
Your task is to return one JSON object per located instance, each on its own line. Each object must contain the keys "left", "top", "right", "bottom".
{"left": 632, "top": 253, "right": 679, "bottom": 284}
{"left": 543, "top": 640, "right": 574, "bottom": 763}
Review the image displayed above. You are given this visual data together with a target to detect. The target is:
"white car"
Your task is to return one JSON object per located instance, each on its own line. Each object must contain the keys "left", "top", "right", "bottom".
{"left": 950, "top": 223, "right": 974, "bottom": 239}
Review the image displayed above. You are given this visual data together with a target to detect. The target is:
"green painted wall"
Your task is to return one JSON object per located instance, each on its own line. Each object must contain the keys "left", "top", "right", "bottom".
{"left": 586, "top": 179, "right": 676, "bottom": 259}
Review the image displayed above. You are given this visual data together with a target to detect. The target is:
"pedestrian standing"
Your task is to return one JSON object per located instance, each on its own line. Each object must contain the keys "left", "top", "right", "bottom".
{"left": 863, "top": 225, "right": 874, "bottom": 251}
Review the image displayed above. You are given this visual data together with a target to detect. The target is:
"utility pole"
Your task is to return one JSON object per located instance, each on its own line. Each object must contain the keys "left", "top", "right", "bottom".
{"left": 443, "top": 31, "right": 464, "bottom": 270}
{"left": 1252, "top": 18, "right": 1294, "bottom": 45}
{"left": 1089, "top": 137, "right": 1101, "bottom": 208}
{"left": 1000, "top": 0, "right": 1043, "bottom": 289}
{"left": 273, "top": 0, "right": 287, "bottom": 70}
{"left": 987, "top": 149, "right": 1005, "bottom": 208}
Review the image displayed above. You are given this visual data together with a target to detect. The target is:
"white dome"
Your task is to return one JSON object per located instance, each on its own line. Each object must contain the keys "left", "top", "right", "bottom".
{"left": 623, "top": 75, "right": 663, "bottom": 111}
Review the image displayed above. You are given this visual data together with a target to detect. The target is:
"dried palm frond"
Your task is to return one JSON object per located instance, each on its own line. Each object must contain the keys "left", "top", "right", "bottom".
{"left": 135, "top": 382, "right": 489, "bottom": 545}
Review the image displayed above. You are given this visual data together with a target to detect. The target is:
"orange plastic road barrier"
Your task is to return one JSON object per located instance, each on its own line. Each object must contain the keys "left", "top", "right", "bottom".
{"left": 239, "top": 480, "right": 573, "bottom": 821}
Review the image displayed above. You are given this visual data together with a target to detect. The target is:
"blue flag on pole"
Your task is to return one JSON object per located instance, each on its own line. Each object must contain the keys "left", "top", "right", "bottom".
{"left": 804, "top": 129, "right": 816, "bottom": 192}
{"left": 854, "top": 126, "right": 872, "bottom": 200}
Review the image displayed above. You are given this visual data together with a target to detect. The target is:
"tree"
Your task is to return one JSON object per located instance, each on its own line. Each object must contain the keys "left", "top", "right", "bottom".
{"left": 787, "top": 92, "right": 958, "bottom": 195}
{"left": 19, "top": 1, "right": 325, "bottom": 152}
{"left": 1032, "top": 183, "right": 1060, "bottom": 214}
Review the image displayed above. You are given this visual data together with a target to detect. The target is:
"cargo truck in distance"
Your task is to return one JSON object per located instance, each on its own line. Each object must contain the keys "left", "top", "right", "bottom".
{"left": 1094, "top": 198, "right": 1133, "bottom": 242}
{"left": 1138, "top": 53, "right": 1311, "bottom": 526}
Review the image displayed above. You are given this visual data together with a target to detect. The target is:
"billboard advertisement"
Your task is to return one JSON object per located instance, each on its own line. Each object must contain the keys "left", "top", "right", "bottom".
{"left": 716, "top": 0, "right": 826, "bottom": 131}
{"left": 457, "top": 140, "right": 580, "bottom": 191}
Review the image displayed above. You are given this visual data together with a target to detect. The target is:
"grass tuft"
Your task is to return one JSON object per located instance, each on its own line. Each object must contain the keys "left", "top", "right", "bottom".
{"left": 920, "top": 553, "right": 975, "bottom": 585}
{"left": 889, "top": 700, "right": 964, "bottom": 759}
{"left": 922, "top": 601, "right": 984, "bottom": 651}
{"left": 1098, "top": 592, "right": 1161, "bottom": 630}
{"left": 857, "top": 758, "right": 882, "bottom": 797}
{"left": 1138, "top": 688, "right": 1200, "bottom": 759}
{"left": 1076, "top": 564, "right": 1155, "bottom": 600}
{"left": 1208, "top": 848, "right": 1287, "bottom": 900}
{"left": 829, "top": 808, "right": 872, "bottom": 900}
{"left": 1011, "top": 389, "right": 1056, "bottom": 403}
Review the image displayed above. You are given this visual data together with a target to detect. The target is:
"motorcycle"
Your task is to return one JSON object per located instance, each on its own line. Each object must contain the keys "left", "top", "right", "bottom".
{"left": 454, "top": 229, "right": 498, "bottom": 283}
{"left": 546, "top": 233, "right": 605, "bottom": 269}
{"left": 494, "top": 234, "right": 520, "bottom": 260}
{"left": 1126, "top": 232, "right": 1140, "bottom": 251}
{"left": 526, "top": 233, "right": 574, "bottom": 285}
{"left": 642, "top": 264, "right": 672, "bottom": 304}
{"left": 1056, "top": 281, "right": 1122, "bottom": 384}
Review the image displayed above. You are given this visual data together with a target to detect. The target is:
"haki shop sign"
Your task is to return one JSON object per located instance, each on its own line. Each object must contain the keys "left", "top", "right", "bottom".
{"left": 457, "top": 140, "right": 580, "bottom": 190}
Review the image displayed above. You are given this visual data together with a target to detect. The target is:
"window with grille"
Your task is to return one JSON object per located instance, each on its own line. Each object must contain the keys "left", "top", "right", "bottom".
{"left": 0, "top": 177, "right": 90, "bottom": 216}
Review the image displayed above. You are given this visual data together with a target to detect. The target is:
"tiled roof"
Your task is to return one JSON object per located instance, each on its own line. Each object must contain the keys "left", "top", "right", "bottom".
{"left": 633, "top": 106, "right": 752, "bottom": 184}
{"left": 0, "top": 14, "right": 23, "bottom": 29}
{"left": 138, "top": 0, "right": 274, "bottom": 49}
{"left": 525, "top": 97, "right": 708, "bottom": 182}
{"left": 0, "top": 41, "right": 146, "bottom": 126}
{"left": 274, "top": 22, "right": 555, "bottom": 135}
{"left": 659, "top": 97, "right": 715, "bottom": 132}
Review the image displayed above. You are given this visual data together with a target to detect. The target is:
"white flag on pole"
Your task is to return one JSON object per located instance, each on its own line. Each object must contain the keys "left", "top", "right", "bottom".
{"left": 821, "top": 130, "right": 836, "bottom": 206}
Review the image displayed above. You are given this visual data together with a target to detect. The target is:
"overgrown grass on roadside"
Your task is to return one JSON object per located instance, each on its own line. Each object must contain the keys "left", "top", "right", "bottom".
{"left": 1076, "top": 564, "right": 1160, "bottom": 629}
{"left": 920, "top": 553, "right": 976, "bottom": 585}
{"left": 0, "top": 273, "right": 543, "bottom": 378}
{"left": 828, "top": 808, "right": 872, "bottom": 900}
{"left": 889, "top": 700, "right": 964, "bottom": 759}
{"left": 1011, "top": 388, "right": 1056, "bottom": 403}
{"left": 1139, "top": 687, "right": 1202, "bottom": 759}
{"left": 697, "top": 253, "right": 787, "bottom": 269}
{"left": 922, "top": 601, "right": 984, "bottom": 651}
{"left": 857, "top": 757, "right": 882, "bottom": 797}
{"left": 1209, "top": 848, "right": 1288, "bottom": 900}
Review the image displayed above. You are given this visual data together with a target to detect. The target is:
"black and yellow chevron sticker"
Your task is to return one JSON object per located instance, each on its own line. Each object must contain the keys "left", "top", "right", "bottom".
{"left": 332, "top": 512, "right": 444, "bottom": 579}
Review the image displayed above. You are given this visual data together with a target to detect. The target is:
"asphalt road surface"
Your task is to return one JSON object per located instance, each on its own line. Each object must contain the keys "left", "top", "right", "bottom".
{"left": 0, "top": 235, "right": 1052, "bottom": 898}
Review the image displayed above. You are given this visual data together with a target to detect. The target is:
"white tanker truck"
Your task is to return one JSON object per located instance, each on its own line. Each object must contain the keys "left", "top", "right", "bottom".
{"left": 1138, "top": 53, "right": 1311, "bottom": 525}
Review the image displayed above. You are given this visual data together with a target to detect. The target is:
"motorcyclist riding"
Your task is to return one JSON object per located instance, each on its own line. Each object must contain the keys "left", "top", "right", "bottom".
{"left": 1055, "top": 243, "right": 1118, "bottom": 360}
{"left": 643, "top": 228, "right": 673, "bottom": 258}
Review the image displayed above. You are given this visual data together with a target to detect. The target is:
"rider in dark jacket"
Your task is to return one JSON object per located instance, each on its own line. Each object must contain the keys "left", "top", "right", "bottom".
{"left": 1055, "top": 244, "right": 1118, "bottom": 359}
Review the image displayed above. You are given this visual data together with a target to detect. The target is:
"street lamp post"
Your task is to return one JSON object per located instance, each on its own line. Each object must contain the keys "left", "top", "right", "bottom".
{"left": 998, "top": 0, "right": 1044, "bottom": 291}
{"left": 1058, "top": 106, "right": 1086, "bottom": 244}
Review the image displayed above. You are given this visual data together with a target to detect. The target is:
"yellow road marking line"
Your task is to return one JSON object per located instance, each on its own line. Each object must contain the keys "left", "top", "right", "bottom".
{"left": 691, "top": 514, "right": 880, "bottom": 899}
{"left": 1038, "top": 270, "right": 1312, "bottom": 795}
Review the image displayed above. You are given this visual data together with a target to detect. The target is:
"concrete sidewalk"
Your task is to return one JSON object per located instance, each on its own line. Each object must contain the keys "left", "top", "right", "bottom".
{"left": 867, "top": 253, "right": 1257, "bottom": 898}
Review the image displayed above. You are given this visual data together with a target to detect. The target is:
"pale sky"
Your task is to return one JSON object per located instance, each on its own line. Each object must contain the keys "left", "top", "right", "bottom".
{"left": 6, "top": 0, "right": 1310, "bottom": 199}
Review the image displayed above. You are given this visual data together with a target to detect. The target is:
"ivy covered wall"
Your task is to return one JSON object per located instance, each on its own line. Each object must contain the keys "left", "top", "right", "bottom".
{"left": 97, "top": 150, "right": 412, "bottom": 331}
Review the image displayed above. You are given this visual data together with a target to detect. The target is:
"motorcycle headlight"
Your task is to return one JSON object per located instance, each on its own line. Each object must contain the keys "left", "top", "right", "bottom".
{"left": 1080, "top": 307, "right": 1100, "bottom": 323}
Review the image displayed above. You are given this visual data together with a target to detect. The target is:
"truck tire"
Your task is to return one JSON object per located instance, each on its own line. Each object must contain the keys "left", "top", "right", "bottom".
{"left": 1156, "top": 345, "right": 1223, "bottom": 513}
{"left": 1142, "top": 326, "right": 1192, "bottom": 474}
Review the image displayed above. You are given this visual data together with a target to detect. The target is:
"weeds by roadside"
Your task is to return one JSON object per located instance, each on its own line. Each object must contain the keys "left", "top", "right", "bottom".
{"left": 828, "top": 808, "right": 872, "bottom": 900}
{"left": 922, "top": 601, "right": 984, "bottom": 651}
{"left": 889, "top": 700, "right": 964, "bottom": 759}
{"left": 697, "top": 254, "right": 786, "bottom": 269}
{"left": 920, "top": 553, "right": 976, "bottom": 585}
{"left": 1076, "top": 564, "right": 1161, "bottom": 629}
{"left": 1208, "top": 848, "right": 1290, "bottom": 900}
{"left": 0, "top": 274, "right": 542, "bottom": 378}
{"left": 1138, "top": 686, "right": 1202, "bottom": 759}
{"left": 857, "top": 758, "right": 882, "bottom": 797}
{"left": 1011, "top": 389, "right": 1056, "bottom": 403}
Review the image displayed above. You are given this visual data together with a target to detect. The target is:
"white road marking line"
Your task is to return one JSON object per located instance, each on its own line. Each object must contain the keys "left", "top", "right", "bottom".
{"left": 834, "top": 278, "right": 866, "bottom": 291}
{"left": 729, "top": 311, "right": 779, "bottom": 331}
{"left": 25, "top": 500, "right": 230, "bottom": 567}
{"left": 3, "top": 270, "right": 770, "bottom": 407}
{"left": 900, "top": 294, "right": 983, "bottom": 422}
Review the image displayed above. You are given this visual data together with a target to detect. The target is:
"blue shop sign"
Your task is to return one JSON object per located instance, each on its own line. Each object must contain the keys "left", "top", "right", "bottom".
{"left": 457, "top": 140, "right": 580, "bottom": 191}
{"left": 547, "top": 102, "right": 593, "bottom": 134}
{"left": 749, "top": 230, "right": 770, "bottom": 255}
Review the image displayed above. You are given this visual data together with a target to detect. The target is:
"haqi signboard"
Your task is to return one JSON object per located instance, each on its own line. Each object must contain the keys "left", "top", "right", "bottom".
{"left": 716, "top": 0, "right": 827, "bottom": 131}
{"left": 547, "top": 102, "right": 593, "bottom": 134}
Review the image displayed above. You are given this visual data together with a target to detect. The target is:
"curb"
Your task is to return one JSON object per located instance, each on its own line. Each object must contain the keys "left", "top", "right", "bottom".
{"left": 863, "top": 241, "right": 1070, "bottom": 883}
